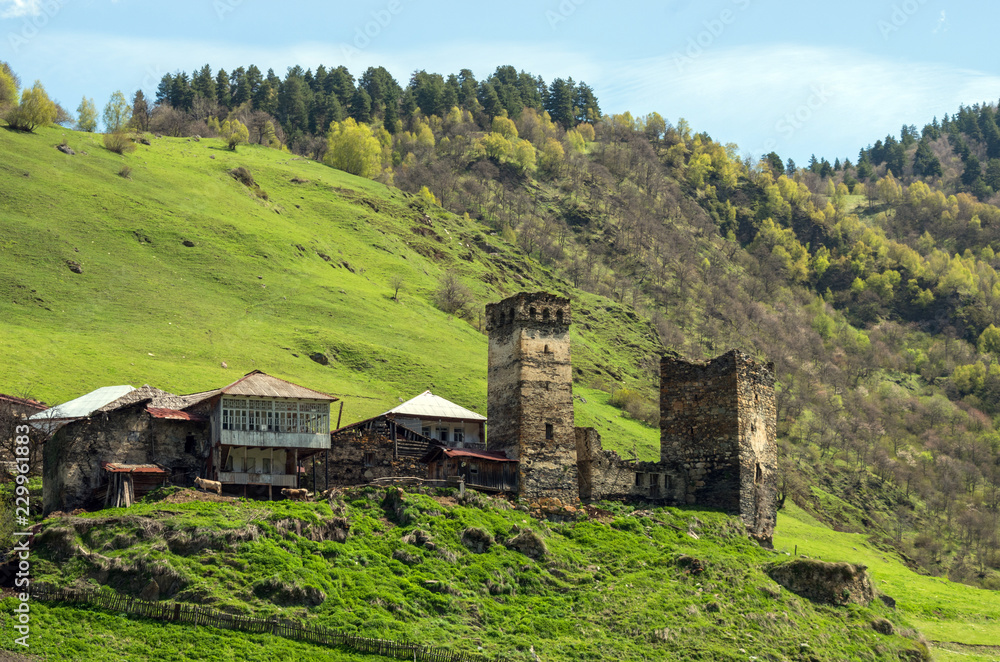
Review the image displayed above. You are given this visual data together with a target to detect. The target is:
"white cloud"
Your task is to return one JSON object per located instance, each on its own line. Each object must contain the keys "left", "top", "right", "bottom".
{"left": 597, "top": 44, "right": 1000, "bottom": 160}
{"left": 1, "top": 0, "right": 43, "bottom": 18}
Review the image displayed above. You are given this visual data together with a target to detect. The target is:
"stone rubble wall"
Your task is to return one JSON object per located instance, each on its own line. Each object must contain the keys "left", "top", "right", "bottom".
{"left": 321, "top": 429, "right": 424, "bottom": 491}
{"left": 43, "top": 403, "right": 209, "bottom": 514}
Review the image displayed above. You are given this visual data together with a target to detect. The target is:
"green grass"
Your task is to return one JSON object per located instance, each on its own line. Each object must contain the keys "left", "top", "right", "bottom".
{"left": 4, "top": 488, "right": 931, "bottom": 661}
{"left": 0, "top": 126, "right": 661, "bottom": 452}
{"left": 0, "top": 600, "right": 387, "bottom": 661}
{"left": 774, "top": 500, "right": 1000, "bottom": 656}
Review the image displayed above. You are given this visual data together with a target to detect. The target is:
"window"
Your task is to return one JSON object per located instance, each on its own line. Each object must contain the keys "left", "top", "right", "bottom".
{"left": 262, "top": 457, "right": 271, "bottom": 474}
{"left": 363, "top": 452, "right": 375, "bottom": 467}
{"left": 542, "top": 308, "right": 550, "bottom": 321}
{"left": 755, "top": 463, "right": 762, "bottom": 484}
{"left": 529, "top": 307, "right": 536, "bottom": 318}
{"left": 556, "top": 310, "right": 563, "bottom": 324}
{"left": 452, "top": 429, "right": 464, "bottom": 445}
{"left": 184, "top": 434, "right": 196, "bottom": 454}
{"left": 222, "top": 398, "right": 329, "bottom": 435}
{"left": 422, "top": 426, "right": 431, "bottom": 438}
{"left": 224, "top": 452, "right": 234, "bottom": 472}
{"left": 634, "top": 472, "right": 641, "bottom": 486}
{"left": 545, "top": 423, "right": 554, "bottom": 440}
{"left": 437, "top": 427, "right": 449, "bottom": 443}
{"left": 245, "top": 456, "right": 256, "bottom": 473}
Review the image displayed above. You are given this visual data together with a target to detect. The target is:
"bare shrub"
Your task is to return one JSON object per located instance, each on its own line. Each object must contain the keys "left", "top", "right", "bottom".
{"left": 435, "top": 270, "right": 475, "bottom": 319}
{"left": 103, "top": 131, "right": 135, "bottom": 154}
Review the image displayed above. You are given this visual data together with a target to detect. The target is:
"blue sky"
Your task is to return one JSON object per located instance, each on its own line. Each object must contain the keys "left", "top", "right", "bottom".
{"left": 2, "top": 0, "right": 998, "bottom": 163}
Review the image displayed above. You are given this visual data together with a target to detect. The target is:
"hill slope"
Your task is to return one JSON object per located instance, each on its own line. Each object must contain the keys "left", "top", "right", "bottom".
{"left": 0, "top": 126, "right": 660, "bottom": 456}
{"left": 5, "top": 487, "right": 930, "bottom": 661}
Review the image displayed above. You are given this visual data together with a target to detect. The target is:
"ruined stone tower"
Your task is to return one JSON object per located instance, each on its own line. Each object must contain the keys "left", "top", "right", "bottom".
{"left": 660, "top": 350, "right": 777, "bottom": 543}
{"left": 486, "top": 292, "right": 578, "bottom": 502}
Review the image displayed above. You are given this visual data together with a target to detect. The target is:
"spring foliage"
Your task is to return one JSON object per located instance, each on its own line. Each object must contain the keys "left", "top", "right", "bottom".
{"left": 4, "top": 80, "right": 56, "bottom": 132}
{"left": 323, "top": 118, "right": 382, "bottom": 178}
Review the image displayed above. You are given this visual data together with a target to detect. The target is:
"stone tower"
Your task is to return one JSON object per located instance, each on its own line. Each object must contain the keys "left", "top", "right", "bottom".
{"left": 486, "top": 292, "right": 578, "bottom": 502}
{"left": 660, "top": 350, "right": 777, "bottom": 543}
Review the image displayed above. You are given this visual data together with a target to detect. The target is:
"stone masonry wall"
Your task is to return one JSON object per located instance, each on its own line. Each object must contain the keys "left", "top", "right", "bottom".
{"left": 319, "top": 429, "right": 424, "bottom": 491}
{"left": 576, "top": 427, "right": 686, "bottom": 503}
{"left": 660, "top": 349, "right": 777, "bottom": 542}
{"left": 487, "top": 292, "right": 578, "bottom": 502}
{"left": 660, "top": 352, "right": 742, "bottom": 511}
{"left": 737, "top": 356, "right": 778, "bottom": 542}
{"left": 43, "top": 403, "right": 209, "bottom": 513}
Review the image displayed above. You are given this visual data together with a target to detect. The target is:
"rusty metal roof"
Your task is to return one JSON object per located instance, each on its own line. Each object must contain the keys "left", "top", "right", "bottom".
{"left": 179, "top": 370, "right": 338, "bottom": 404}
{"left": 421, "top": 446, "right": 515, "bottom": 464}
{"left": 147, "top": 407, "right": 208, "bottom": 422}
{"left": 101, "top": 462, "right": 168, "bottom": 474}
{"left": 0, "top": 394, "right": 48, "bottom": 410}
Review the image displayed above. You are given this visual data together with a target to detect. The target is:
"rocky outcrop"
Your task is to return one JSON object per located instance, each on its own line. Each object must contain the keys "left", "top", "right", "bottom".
{"left": 767, "top": 559, "right": 875, "bottom": 606}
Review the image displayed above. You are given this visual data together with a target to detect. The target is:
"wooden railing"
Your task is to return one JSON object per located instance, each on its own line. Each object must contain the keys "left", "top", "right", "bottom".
{"left": 32, "top": 585, "right": 510, "bottom": 662}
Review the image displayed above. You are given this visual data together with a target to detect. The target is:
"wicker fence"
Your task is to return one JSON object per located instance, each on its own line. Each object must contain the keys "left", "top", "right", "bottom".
{"left": 33, "top": 585, "right": 509, "bottom": 662}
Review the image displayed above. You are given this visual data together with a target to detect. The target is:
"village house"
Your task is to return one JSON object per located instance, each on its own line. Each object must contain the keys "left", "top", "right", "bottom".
{"left": 383, "top": 390, "right": 487, "bottom": 449}
{"left": 420, "top": 446, "right": 518, "bottom": 493}
{"left": 42, "top": 385, "right": 210, "bottom": 513}
{"left": 176, "top": 370, "right": 337, "bottom": 498}
{"left": 42, "top": 371, "right": 337, "bottom": 513}
{"left": 312, "top": 391, "right": 485, "bottom": 491}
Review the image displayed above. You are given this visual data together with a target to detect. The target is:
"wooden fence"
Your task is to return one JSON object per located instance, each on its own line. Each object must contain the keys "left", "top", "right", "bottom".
{"left": 32, "top": 585, "right": 509, "bottom": 662}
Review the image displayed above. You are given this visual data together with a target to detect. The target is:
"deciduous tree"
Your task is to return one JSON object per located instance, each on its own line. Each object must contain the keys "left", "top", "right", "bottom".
{"left": 5, "top": 80, "right": 57, "bottom": 132}
{"left": 76, "top": 96, "right": 97, "bottom": 132}
{"left": 102, "top": 90, "right": 131, "bottom": 133}
{"left": 323, "top": 117, "right": 381, "bottom": 178}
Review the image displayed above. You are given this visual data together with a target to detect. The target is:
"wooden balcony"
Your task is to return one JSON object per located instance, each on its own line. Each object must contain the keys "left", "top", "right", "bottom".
{"left": 219, "top": 471, "right": 296, "bottom": 487}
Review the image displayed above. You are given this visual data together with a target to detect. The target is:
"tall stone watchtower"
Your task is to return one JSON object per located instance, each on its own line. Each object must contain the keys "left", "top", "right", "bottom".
{"left": 660, "top": 350, "right": 777, "bottom": 543}
{"left": 486, "top": 292, "right": 578, "bottom": 502}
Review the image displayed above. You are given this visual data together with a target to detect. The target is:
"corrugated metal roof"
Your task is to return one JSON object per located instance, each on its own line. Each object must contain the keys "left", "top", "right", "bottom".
{"left": 102, "top": 462, "right": 168, "bottom": 474}
{"left": 0, "top": 394, "right": 48, "bottom": 410}
{"left": 97, "top": 385, "right": 193, "bottom": 413}
{"left": 180, "top": 371, "right": 338, "bottom": 403}
{"left": 384, "top": 391, "right": 486, "bottom": 421}
{"left": 147, "top": 407, "right": 208, "bottom": 422}
{"left": 30, "top": 385, "right": 136, "bottom": 422}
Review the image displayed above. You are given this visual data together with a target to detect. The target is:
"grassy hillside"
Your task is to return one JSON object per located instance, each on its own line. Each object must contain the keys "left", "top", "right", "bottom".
{"left": 0, "top": 126, "right": 658, "bottom": 455}
{"left": 2, "top": 488, "right": 930, "bottom": 661}
{"left": 775, "top": 501, "right": 1000, "bottom": 661}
